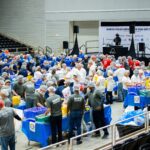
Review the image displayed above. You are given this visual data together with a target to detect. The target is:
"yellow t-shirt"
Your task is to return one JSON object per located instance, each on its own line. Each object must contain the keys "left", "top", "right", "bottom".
{"left": 145, "top": 78, "right": 150, "bottom": 89}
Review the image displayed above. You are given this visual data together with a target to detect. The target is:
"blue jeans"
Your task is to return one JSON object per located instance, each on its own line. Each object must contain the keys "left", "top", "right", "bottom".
{"left": 69, "top": 110, "right": 83, "bottom": 141}
{"left": 118, "top": 83, "right": 123, "bottom": 101}
{"left": 0, "top": 134, "right": 15, "bottom": 150}
{"left": 123, "top": 89, "right": 128, "bottom": 101}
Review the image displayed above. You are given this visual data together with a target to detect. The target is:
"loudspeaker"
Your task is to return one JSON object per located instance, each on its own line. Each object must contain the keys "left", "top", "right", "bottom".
{"left": 129, "top": 25, "right": 135, "bottom": 34}
{"left": 63, "top": 41, "right": 68, "bottom": 49}
{"left": 139, "top": 43, "right": 145, "bottom": 51}
{"left": 73, "top": 26, "right": 79, "bottom": 33}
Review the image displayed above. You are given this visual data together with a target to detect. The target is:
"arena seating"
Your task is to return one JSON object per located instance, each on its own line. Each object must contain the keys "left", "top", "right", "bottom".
{"left": 0, "top": 34, "right": 33, "bottom": 53}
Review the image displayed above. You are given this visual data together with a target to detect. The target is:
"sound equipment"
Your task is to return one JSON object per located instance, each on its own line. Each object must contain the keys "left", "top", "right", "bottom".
{"left": 73, "top": 26, "right": 79, "bottom": 33}
{"left": 63, "top": 41, "right": 68, "bottom": 49}
{"left": 139, "top": 42, "right": 145, "bottom": 51}
{"left": 129, "top": 25, "right": 135, "bottom": 34}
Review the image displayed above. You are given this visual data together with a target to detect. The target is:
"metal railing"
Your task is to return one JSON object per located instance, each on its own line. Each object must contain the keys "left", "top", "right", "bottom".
{"left": 39, "top": 110, "right": 150, "bottom": 150}
{"left": 85, "top": 40, "right": 99, "bottom": 54}
{"left": 45, "top": 46, "right": 53, "bottom": 54}
{"left": 0, "top": 47, "right": 30, "bottom": 54}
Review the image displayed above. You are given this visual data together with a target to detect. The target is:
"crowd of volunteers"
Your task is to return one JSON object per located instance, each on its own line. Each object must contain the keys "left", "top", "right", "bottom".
{"left": 0, "top": 50, "right": 150, "bottom": 149}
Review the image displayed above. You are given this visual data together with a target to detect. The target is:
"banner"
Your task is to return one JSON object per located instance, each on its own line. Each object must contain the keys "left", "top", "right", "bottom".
{"left": 99, "top": 25, "right": 150, "bottom": 54}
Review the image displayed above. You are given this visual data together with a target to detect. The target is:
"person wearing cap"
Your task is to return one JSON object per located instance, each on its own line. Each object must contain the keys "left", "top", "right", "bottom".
{"left": 85, "top": 82, "right": 109, "bottom": 138}
{"left": 34, "top": 85, "right": 47, "bottom": 107}
{"left": 67, "top": 85, "right": 85, "bottom": 145}
{"left": 0, "top": 100, "right": 22, "bottom": 150}
{"left": 45, "top": 86, "right": 62, "bottom": 144}
{"left": 12, "top": 75, "right": 25, "bottom": 98}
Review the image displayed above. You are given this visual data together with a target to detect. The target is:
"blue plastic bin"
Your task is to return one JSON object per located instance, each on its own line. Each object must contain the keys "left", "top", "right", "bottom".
{"left": 22, "top": 118, "right": 51, "bottom": 147}
{"left": 24, "top": 107, "right": 47, "bottom": 119}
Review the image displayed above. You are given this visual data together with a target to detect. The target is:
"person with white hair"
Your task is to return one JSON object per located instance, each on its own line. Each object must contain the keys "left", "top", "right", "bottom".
{"left": 94, "top": 70, "right": 106, "bottom": 93}
{"left": 131, "top": 69, "right": 140, "bottom": 84}
{"left": 114, "top": 66, "right": 126, "bottom": 102}
{"left": 105, "top": 70, "right": 115, "bottom": 104}
{"left": 138, "top": 69, "right": 145, "bottom": 84}
{"left": 76, "top": 63, "right": 87, "bottom": 81}
{"left": 122, "top": 70, "right": 132, "bottom": 100}
{"left": 88, "top": 60, "right": 96, "bottom": 76}
{"left": 0, "top": 89, "right": 12, "bottom": 107}
{"left": 45, "top": 86, "right": 62, "bottom": 144}
{"left": 2, "top": 80, "right": 12, "bottom": 101}
{"left": 34, "top": 85, "right": 47, "bottom": 107}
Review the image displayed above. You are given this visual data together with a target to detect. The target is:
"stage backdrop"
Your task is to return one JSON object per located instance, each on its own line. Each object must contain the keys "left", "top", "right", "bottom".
{"left": 99, "top": 22, "right": 150, "bottom": 55}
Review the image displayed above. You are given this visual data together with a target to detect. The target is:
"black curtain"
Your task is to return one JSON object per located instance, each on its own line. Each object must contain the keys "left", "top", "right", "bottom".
{"left": 128, "top": 34, "right": 136, "bottom": 58}
{"left": 70, "top": 34, "right": 79, "bottom": 55}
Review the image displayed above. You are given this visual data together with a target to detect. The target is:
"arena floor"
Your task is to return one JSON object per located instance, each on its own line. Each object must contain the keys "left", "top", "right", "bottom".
{"left": 16, "top": 102, "right": 123, "bottom": 150}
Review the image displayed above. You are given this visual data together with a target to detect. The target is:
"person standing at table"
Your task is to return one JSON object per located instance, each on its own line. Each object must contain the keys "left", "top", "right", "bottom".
{"left": 45, "top": 86, "right": 62, "bottom": 144}
{"left": 85, "top": 82, "right": 109, "bottom": 138}
{"left": 122, "top": 70, "right": 132, "bottom": 101}
{"left": 67, "top": 85, "right": 85, "bottom": 145}
{"left": 24, "top": 80, "right": 35, "bottom": 108}
{"left": 34, "top": 85, "right": 47, "bottom": 107}
{"left": 0, "top": 100, "right": 22, "bottom": 150}
{"left": 12, "top": 75, "right": 25, "bottom": 99}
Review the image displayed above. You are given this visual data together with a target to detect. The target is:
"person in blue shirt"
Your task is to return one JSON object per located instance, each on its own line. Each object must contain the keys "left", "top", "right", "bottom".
{"left": 78, "top": 50, "right": 85, "bottom": 59}
{"left": 18, "top": 66, "right": 28, "bottom": 77}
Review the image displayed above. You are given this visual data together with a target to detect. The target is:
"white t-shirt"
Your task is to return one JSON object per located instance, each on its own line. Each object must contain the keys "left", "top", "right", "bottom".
{"left": 131, "top": 75, "right": 140, "bottom": 83}
{"left": 96, "top": 76, "right": 106, "bottom": 93}
{"left": 114, "top": 68, "right": 126, "bottom": 83}
{"left": 34, "top": 71, "right": 42, "bottom": 80}
{"left": 88, "top": 65, "right": 96, "bottom": 76}
{"left": 78, "top": 68, "right": 87, "bottom": 81}
{"left": 106, "top": 76, "right": 115, "bottom": 92}
{"left": 122, "top": 76, "right": 131, "bottom": 90}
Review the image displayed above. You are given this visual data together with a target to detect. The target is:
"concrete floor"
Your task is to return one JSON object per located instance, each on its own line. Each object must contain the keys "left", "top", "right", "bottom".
{"left": 16, "top": 102, "right": 124, "bottom": 150}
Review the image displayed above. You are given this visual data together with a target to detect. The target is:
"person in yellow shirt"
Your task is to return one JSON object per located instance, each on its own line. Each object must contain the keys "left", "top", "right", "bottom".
{"left": 27, "top": 71, "right": 33, "bottom": 81}
{"left": 145, "top": 77, "right": 150, "bottom": 89}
